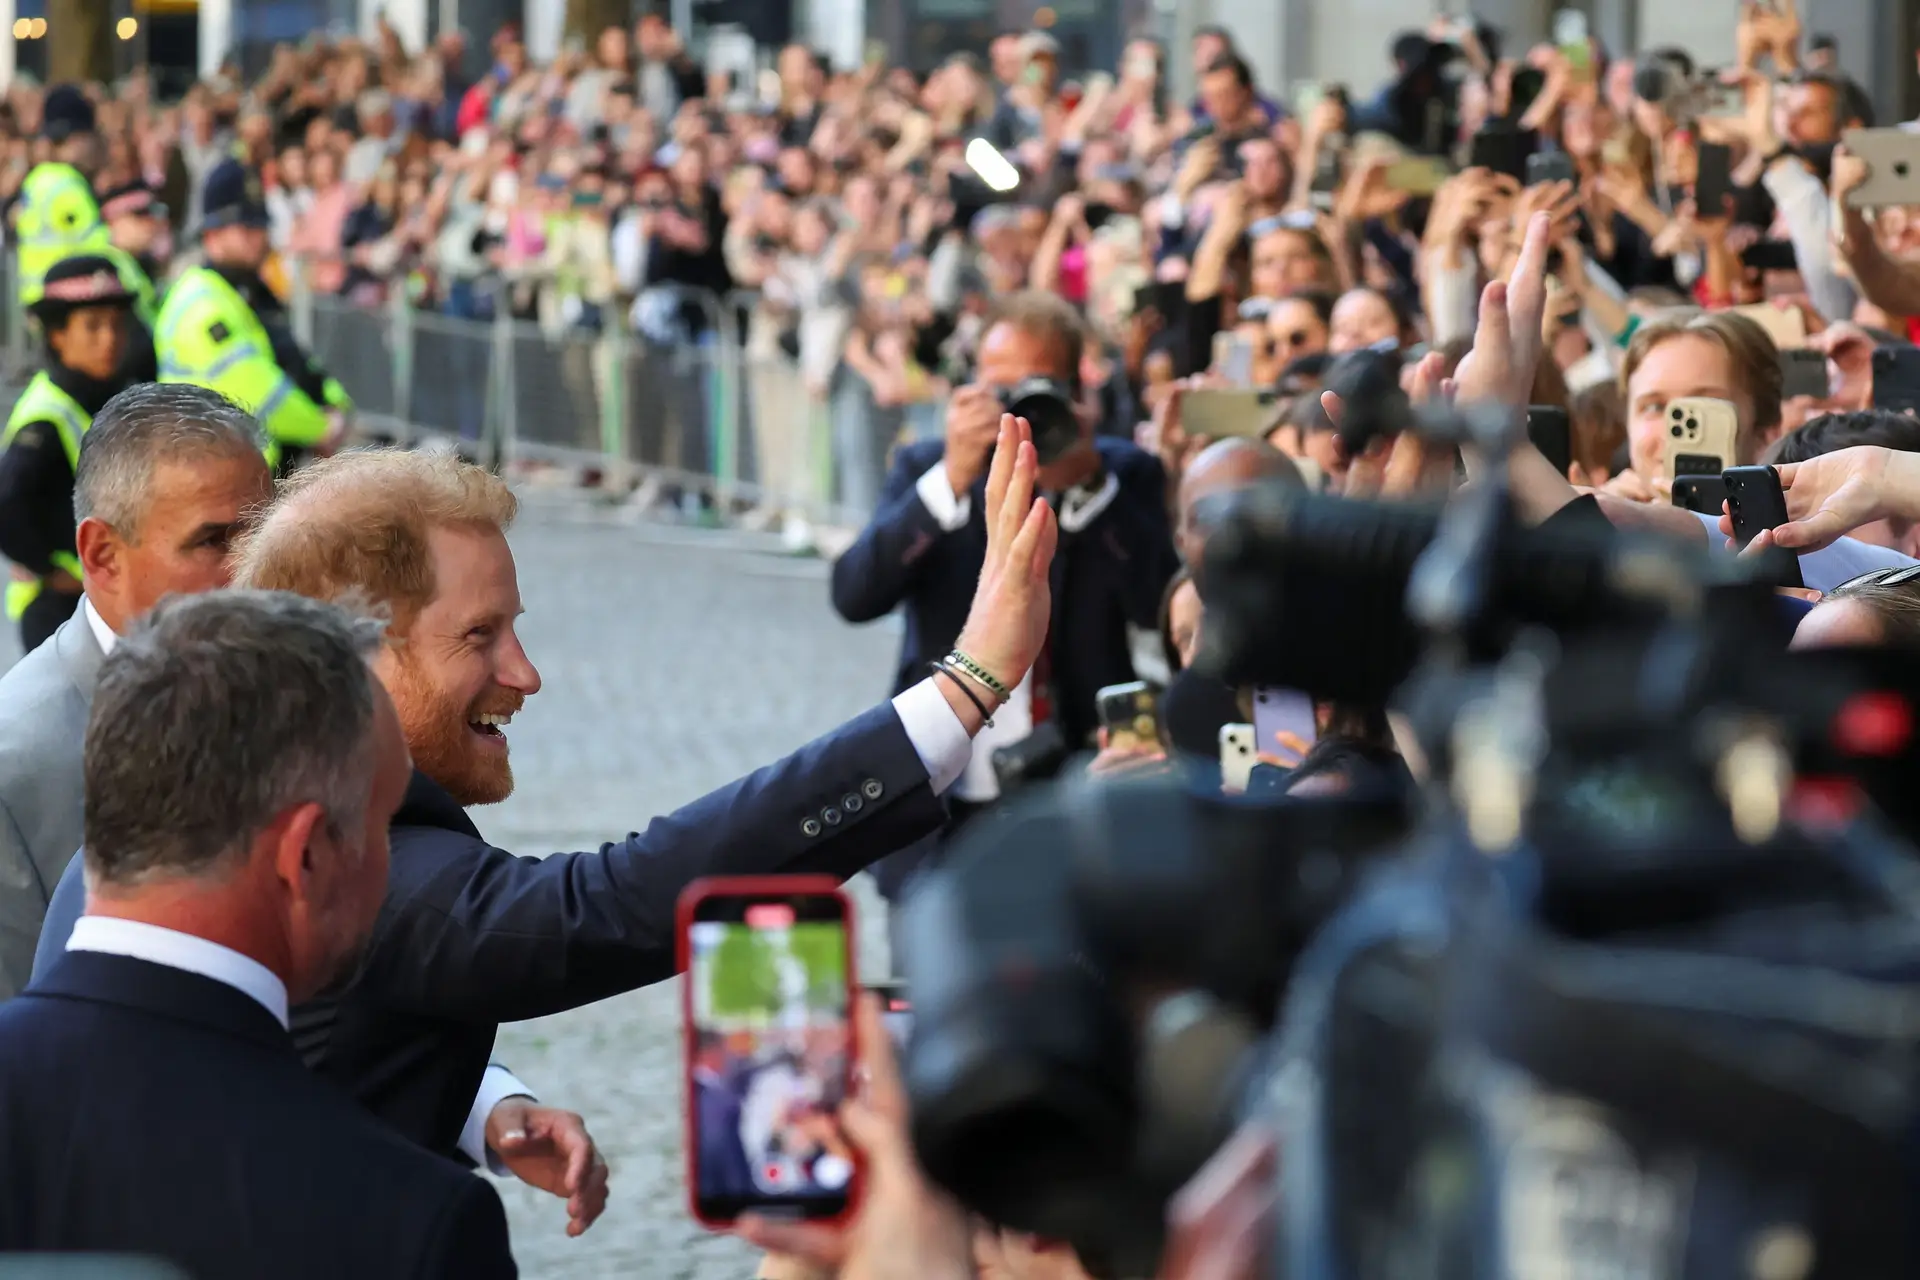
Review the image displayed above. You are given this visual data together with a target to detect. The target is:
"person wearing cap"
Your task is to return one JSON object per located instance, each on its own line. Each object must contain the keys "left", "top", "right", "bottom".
{"left": 92, "top": 181, "right": 169, "bottom": 384}
{"left": 11, "top": 86, "right": 161, "bottom": 384}
{"left": 0, "top": 256, "right": 138, "bottom": 653}
{"left": 11, "top": 86, "right": 110, "bottom": 310}
{"left": 154, "top": 158, "right": 351, "bottom": 474}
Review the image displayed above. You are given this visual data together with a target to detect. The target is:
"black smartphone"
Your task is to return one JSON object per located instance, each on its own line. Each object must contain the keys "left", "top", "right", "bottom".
{"left": 1469, "top": 126, "right": 1526, "bottom": 181}
{"left": 1779, "top": 348, "right": 1828, "bottom": 400}
{"left": 1694, "top": 142, "right": 1736, "bottom": 217}
{"left": 1526, "top": 405, "right": 1573, "bottom": 476}
{"left": 1671, "top": 474, "right": 1729, "bottom": 515}
{"left": 1133, "top": 279, "right": 1186, "bottom": 319}
{"left": 1871, "top": 345, "right": 1920, "bottom": 412}
{"left": 1741, "top": 239, "right": 1798, "bottom": 272}
{"left": 1525, "top": 150, "right": 1577, "bottom": 187}
{"left": 1723, "top": 464, "right": 1805, "bottom": 588}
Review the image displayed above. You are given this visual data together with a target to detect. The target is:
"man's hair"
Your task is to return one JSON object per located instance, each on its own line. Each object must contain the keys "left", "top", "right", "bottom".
{"left": 73, "top": 383, "right": 263, "bottom": 531}
{"left": 984, "top": 291, "right": 1086, "bottom": 391}
{"left": 1826, "top": 568, "right": 1920, "bottom": 649}
{"left": 1286, "top": 288, "right": 1338, "bottom": 326}
{"left": 1621, "top": 308, "right": 1783, "bottom": 442}
{"left": 1205, "top": 53, "right": 1253, "bottom": 90}
{"left": 1766, "top": 409, "right": 1920, "bottom": 464}
{"left": 84, "top": 590, "right": 387, "bottom": 886}
{"left": 230, "top": 449, "right": 517, "bottom": 634}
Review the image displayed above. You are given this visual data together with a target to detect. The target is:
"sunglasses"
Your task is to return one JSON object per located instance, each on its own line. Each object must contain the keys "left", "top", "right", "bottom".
{"left": 1276, "top": 329, "right": 1312, "bottom": 347}
{"left": 1835, "top": 564, "right": 1920, "bottom": 593}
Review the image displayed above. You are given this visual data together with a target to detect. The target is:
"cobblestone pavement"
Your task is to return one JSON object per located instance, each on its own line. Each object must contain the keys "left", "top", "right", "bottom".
{"left": 0, "top": 498, "right": 902, "bottom": 1279}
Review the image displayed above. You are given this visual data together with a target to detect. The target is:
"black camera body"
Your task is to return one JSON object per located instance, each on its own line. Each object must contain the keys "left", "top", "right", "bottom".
{"left": 1000, "top": 376, "right": 1082, "bottom": 465}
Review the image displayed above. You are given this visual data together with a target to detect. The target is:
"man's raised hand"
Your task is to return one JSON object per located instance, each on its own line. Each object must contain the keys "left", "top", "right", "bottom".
{"left": 1452, "top": 211, "right": 1555, "bottom": 411}
{"left": 950, "top": 416, "right": 1060, "bottom": 705}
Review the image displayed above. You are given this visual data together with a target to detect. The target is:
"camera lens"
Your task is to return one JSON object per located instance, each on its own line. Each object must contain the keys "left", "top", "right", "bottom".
{"left": 1671, "top": 424, "right": 1683, "bottom": 438}
{"left": 1686, "top": 417, "right": 1699, "bottom": 433}
{"left": 1670, "top": 406, "right": 1685, "bottom": 420}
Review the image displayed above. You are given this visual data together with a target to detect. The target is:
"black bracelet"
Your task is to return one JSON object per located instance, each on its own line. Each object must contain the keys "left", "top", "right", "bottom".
{"left": 930, "top": 661, "right": 995, "bottom": 727}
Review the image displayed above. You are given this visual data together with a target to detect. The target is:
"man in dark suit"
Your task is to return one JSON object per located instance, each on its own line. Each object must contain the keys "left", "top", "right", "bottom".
{"left": 0, "top": 590, "right": 514, "bottom": 1278}
{"left": 830, "top": 291, "right": 1181, "bottom": 899}
{"left": 38, "top": 421, "right": 1057, "bottom": 1162}
{"left": 693, "top": 1032, "right": 758, "bottom": 1199}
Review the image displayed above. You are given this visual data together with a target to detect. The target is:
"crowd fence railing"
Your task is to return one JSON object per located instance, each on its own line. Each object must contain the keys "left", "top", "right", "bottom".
{"left": 0, "top": 255, "right": 895, "bottom": 535}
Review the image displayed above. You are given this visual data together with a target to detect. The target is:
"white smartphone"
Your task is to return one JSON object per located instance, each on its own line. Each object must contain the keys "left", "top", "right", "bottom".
{"left": 1220, "top": 723, "right": 1258, "bottom": 793}
{"left": 1660, "top": 397, "right": 1740, "bottom": 484}
{"left": 1253, "top": 687, "right": 1318, "bottom": 769}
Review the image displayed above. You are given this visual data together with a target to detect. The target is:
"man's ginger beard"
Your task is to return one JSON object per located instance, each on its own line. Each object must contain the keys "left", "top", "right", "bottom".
{"left": 387, "top": 648, "right": 518, "bottom": 807}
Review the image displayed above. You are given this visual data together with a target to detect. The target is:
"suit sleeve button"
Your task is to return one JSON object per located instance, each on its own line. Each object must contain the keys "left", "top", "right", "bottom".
{"left": 861, "top": 779, "right": 884, "bottom": 800}
{"left": 822, "top": 806, "right": 843, "bottom": 826}
{"left": 842, "top": 793, "right": 863, "bottom": 813}
{"left": 801, "top": 818, "right": 822, "bottom": 837}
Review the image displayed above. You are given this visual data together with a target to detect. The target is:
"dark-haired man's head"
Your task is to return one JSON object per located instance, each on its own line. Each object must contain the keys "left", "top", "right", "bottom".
{"left": 1177, "top": 438, "right": 1303, "bottom": 584}
{"left": 1200, "top": 53, "right": 1255, "bottom": 127}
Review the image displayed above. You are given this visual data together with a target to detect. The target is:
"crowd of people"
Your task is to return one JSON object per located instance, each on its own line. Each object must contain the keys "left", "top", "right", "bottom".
{"left": 1, "top": 0, "right": 1920, "bottom": 1276}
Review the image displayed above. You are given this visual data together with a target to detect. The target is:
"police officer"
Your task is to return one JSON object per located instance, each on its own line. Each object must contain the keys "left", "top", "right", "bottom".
{"left": 94, "top": 181, "right": 169, "bottom": 383}
{"left": 155, "top": 158, "right": 350, "bottom": 473}
{"left": 11, "top": 87, "right": 159, "bottom": 384}
{"left": 0, "top": 256, "right": 137, "bottom": 652}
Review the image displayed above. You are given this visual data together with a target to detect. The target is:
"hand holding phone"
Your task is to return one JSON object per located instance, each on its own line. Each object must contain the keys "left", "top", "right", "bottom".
{"left": 1220, "top": 723, "right": 1258, "bottom": 792}
{"left": 1660, "top": 397, "right": 1740, "bottom": 483}
{"left": 1097, "top": 681, "right": 1161, "bottom": 753}
{"left": 680, "top": 877, "right": 858, "bottom": 1227}
{"left": 1252, "top": 687, "right": 1317, "bottom": 768}
{"left": 1723, "top": 464, "right": 1805, "bottom": 587}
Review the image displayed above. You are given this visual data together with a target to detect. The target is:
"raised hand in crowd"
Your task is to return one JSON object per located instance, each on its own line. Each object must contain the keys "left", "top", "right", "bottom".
{"left": 948, "top": 415, "right": 1061, "bottom": 704}
{"left": 1730, "top": 447, "right": 1920, "bottom": 553}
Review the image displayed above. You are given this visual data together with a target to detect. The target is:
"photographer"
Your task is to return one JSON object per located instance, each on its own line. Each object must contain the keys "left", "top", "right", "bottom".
{"left": 830, "top": 291, "right": 1180, "bottom": 906}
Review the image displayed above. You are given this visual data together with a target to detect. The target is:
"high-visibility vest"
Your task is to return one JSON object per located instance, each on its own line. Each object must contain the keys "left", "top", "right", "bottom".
{"left": 103, "top": 245, "right": 158, "bottom": 327}
{"left": 154, "top": 266, "right": 329, "bottom": 468}
{"left": 12, "top": 164, "right": 110, "bottom": 307}
{"left": 2, "top": 372, "right": 89, "bottom": 620}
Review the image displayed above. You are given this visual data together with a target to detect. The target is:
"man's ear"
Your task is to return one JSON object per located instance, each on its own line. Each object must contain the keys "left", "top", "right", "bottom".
{"left": 74, "top": 516, "right": 119, "bottom": 584}
{"left": 267, "top": 800, "right": 329, "bottom": 902}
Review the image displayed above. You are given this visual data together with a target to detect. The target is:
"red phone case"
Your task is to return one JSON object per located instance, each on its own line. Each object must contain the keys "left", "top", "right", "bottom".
{"left": 678, "top": 875, "right": 860, "bottom": 1230}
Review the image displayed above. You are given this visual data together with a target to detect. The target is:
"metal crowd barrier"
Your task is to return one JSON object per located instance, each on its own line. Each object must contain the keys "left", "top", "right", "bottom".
{"left": 289, "top": 277, "right": 885, "bottom": 531}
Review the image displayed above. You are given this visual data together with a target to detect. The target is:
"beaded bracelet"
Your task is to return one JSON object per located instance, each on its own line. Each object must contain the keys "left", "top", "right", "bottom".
{"left": 944, "top": 649, "right": 1011, "bottom": 699}
{"left": 930, "top": 661, "right": 995, "bottom": 727}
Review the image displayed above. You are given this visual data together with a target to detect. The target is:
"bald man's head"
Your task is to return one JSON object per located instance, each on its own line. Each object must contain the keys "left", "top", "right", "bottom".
{"left": 1177, "top": 438, "right": 1303, "bottom": 578}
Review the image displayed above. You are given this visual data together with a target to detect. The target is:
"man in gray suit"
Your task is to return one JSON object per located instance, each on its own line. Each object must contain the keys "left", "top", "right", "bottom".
{"left": 0, "top": 383, "right": 272, "bottom": 998}
{"left": 2, "top": 384, "right": 612, "bottom": 1236}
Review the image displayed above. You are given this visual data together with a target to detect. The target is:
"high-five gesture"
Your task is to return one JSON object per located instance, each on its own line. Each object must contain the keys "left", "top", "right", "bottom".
{"left": 947, "top": 415, "right": 1060, "bottom": 716}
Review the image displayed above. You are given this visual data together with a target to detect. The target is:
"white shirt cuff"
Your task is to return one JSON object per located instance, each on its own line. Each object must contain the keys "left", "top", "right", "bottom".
{"left": 1058, "top": 471, "right": 1120, "bottom": 533}
{"left": 460, "top": 1063, "right": 537, "bottom": 1177}
{"left": 915, "top": 462, "right": 972, "bottom": 531}
{"left": 892, "top": 676, "right": 974, "bottom": 796}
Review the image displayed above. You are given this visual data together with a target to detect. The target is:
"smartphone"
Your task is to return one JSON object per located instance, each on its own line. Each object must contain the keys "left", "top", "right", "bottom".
{"left": 1134, "top": 279, "right": 1186, "bottom": 319}
{"left": 1671, "top": 474, "right": 1730, "bottom": 515}
{"left": 1220, "top": 723, "right": 1258, "bottom": 792}
{"left": 1470, "top": 126, "right": 1526, "bottom": 181}
{"left": 1741, "top": 239, "right": 1799, "bottom": 273}
{"left": 1182, "top": 388, "right": 1278, "bottom": 439}
{"left": 1213, "top": 331, "right": 1255, "bottom": 387}
{"left": 1723, "top": 464, "right": 1805, "bottom": 588}
{"left": 1252, "top": 687, "right": 1317, "bottom": 768}
{"left": 1839, "top": 128, "right": 1920, "bottom": 208}
{"left": 1384, "top": 155, "right": 1451, "bottom": 196}
{"left": 1730, "top": 302, "right": 1807, "bottom": 350}
{"left": 679, "top": 877, "right": 857, "bottom": 1228}
{"left": 1661, "top": 397, "right": 1740, "bottom": 482}
{"left": 1871, "top": 345, "right": 1920, "bottom": 412}
{"left": 1097, "top": 680, "right": 1161, "bottom": 753}
{"left": 864, "top": 980, "right": 911, "bottom": 1052}
{"left": 1779, "top": 348, "right": 1829, "bottom": 400}
{"left": 1526, "top": 405, "right": 1573, "bottom": 478}
{"left": 1525, "top": 150, "right": 1577, "bottom": 187}
{"left": 1694, "top": 142, "right": 1735, "bottom": 217}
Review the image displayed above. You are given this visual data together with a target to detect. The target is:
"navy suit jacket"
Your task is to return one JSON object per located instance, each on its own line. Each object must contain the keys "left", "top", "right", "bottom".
{"left": 0, "top": 951, "right": 514, "bottom": 1279}
{"left": 830, "top": 436, "right": 1180, "bottom": 745}
{"left": 36, "top": 699, "right": 946, "bottom": 1161}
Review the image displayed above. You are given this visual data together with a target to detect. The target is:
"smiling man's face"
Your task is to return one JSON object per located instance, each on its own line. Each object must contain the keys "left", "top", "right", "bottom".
{"left": 375, "top": 524, "right": 542, "bottom": 806}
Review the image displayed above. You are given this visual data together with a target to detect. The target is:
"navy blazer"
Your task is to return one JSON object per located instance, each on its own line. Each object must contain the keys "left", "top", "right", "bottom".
{"left": 695, "top": 1076, "right": 757, "bottom": 1198}
{"left": 0, "top": 951, "right": 514, "bottom": 1279}
{"left": 830, "top": 436, "right": 1180, "bottom": 748}
{"left": 36, "top": 698, "right": 947, "bottom": 1161}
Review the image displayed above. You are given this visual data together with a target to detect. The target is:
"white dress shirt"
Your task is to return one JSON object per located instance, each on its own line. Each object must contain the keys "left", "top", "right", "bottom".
{"left": 68, "top": 915, "right": 291, "bottom": 1026}
{"left": 83, "top": 596, "right": 116, "bottom": 655}
{"left": 912, "top": 463, "right": 1120, "bottom": 801}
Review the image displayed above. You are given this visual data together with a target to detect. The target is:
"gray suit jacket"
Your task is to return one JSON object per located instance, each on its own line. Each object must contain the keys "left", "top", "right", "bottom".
{"left": 0, "top": 610, "right": 103, "bottom": 999}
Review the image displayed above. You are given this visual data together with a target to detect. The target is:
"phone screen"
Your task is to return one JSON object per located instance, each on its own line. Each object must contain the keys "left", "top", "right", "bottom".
{"left": 687, "top": 889, "right": 853, "bottom": 1222}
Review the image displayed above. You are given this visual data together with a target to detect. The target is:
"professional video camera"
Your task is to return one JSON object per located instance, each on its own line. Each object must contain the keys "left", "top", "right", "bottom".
{"left": 896, "top": 396, "right": 1920, "bottom": 1280}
